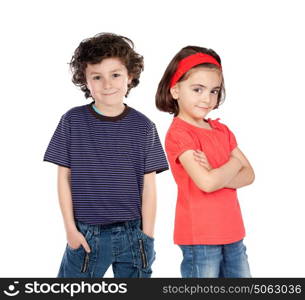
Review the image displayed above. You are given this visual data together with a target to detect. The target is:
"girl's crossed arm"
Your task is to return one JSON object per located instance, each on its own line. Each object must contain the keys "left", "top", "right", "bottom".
{"left": 178, "top": 150, "right": 243, "bottom": 193}
{"left": 224, "top": 147, "right": 255, "bottom": 188}
{"left": 193, "top": 148, "right": 255, "bottom": 190}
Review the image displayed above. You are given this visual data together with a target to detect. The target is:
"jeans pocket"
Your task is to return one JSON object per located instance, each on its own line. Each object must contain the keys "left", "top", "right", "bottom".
{"left": 139, "top": 239, "right": 148, "bottom": 269}
{"left": 139, "top": 229, "right": 155, "bottom": 242}
{"left": 136, "top": 230, "right": 155, "bottom": 270}
{"left": 66, "top": 222, "right": 92, "bottom": 253}
{"left": 67, "top": 243, "right": 83, "bottom": 252}
{"left": 65, "top": 227, "right": 92, "bottom": 274}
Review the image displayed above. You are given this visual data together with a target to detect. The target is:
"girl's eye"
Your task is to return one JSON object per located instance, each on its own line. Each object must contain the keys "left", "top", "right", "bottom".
{"left": 193, "top": 88, "right": 203, "bottom": 93}
{"left": 212, "top": 90, "right": 220, "bottom": 95}
{"left": 93, "top": 76, "right": 101, "bottom": 80}
{"left": 112, "top": 73, "right": 121, "bottom": 78}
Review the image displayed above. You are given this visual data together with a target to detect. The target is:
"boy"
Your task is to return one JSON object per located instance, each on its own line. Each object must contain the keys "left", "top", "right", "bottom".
{"left": 43, "top": 33, "right": 168, "bottom": 278}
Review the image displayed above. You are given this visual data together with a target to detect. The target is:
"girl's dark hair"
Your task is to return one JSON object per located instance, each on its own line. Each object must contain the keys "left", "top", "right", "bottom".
{"left": 70, "top": 32, "right": 144, "bottom": 98}
{"left": 155, "top": 46, "right": 225, "bottom": 116}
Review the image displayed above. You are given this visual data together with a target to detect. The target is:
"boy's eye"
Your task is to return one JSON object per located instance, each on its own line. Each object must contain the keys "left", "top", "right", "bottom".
{"left": 193, "top": 88, "right": 203, "bottom": 93}
{"left": 112, "top": 73, "right": 121, "bottom": 78}
{"left": 93, "top": 76, "right": 101, "bottom": 80}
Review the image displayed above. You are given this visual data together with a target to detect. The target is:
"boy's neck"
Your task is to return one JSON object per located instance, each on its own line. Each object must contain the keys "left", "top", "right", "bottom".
{"left": 93, "top": 101, "right": 125, "bottom": 117}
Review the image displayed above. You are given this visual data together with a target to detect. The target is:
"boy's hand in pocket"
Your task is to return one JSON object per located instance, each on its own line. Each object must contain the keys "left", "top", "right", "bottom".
{"left": 67, "top": 229, "right": 91, "bottom": 253}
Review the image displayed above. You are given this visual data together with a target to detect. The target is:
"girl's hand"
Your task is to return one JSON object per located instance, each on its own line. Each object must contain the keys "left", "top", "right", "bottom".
{"left": 230, "top": 155, "right": 243, "bottom": 169}
{"left": 230, "top": 151, "right": 245, "bottom": 167}
{"left": 66, "top": 229, "right": 91, "bottom": 253}
{"left": 193, "top": 150, "right": 212, "bottom": 171}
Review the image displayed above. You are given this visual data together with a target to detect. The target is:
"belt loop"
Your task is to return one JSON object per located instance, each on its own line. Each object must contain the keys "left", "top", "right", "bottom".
{"left": 137, "top": 219, "right": 141, "bottom": 230}
{"left": 93, "top": 224, "right": 100, "bottom": 236}
{"left": 124, "top": 219, "right": 140, "bottom": 230}
{"left": 124, "top": 220, "right": 131, "bottom": 230}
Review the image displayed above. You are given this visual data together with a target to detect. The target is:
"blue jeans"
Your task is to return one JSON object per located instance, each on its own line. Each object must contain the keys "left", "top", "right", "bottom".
{"left": 57, "top": 219, "right": 155, "bottom": 278}
{"left": 179, "top": 239, "right": 251, "bottom": 278}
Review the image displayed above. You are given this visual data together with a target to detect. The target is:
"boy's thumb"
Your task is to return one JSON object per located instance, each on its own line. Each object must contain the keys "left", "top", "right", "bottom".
{"left": 82, "top": 240, "right": 91, "bottom": 253}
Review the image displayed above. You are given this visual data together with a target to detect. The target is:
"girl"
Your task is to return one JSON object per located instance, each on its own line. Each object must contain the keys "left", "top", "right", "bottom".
{"left": 156, "top": 46, "right": 255, "bottom": 278}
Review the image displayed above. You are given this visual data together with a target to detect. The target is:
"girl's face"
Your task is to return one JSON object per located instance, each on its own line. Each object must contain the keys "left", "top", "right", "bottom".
{"left": 85, "top": 57, "right": 132, "bottom": 107}
{"left": 170, "top": 67, "right": 222, "bottom": 121}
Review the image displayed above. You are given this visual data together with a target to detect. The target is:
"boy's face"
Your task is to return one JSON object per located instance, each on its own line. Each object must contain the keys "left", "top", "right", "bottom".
{"left": 85, "top": 57, "right": 132, "bottom": 106}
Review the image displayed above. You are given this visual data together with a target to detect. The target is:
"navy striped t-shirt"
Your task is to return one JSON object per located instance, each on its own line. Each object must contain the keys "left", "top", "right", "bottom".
{"left": 43, "top": 101, "right": 169, "bottom": 225}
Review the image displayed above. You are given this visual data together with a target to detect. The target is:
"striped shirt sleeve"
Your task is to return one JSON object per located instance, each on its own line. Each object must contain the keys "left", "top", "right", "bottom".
{"left": 43, "top": 113, "right": 71, "bottom": 168}
{"left": 144, "top": 123, "right": 169, "bottom": 174}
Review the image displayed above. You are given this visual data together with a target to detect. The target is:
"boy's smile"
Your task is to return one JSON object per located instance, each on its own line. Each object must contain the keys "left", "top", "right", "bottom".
{"left": 85, "top": 57, "right": 132, "bottom": 116}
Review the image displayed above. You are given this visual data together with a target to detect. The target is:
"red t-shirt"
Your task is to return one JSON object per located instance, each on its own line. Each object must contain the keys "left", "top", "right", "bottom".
{"left": 165, "top": 117, "right": 245, "bottom": 245}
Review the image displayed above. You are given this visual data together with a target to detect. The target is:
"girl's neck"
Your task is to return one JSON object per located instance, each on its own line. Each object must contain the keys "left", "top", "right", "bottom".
{"left": 177, "top": 113, "right": 211, "bottom": 129}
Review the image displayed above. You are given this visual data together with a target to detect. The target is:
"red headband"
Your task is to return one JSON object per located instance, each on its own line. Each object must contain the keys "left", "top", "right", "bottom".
{"left": 170, "top": 53, "right": 221, "bottom": 88}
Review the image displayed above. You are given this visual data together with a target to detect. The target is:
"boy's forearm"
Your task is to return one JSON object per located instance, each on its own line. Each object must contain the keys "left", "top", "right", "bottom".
{"left": 141, "top": 172, "right": 157, "bottom": 238}
{"left": 142, "top": 197, "right": 156, "bottom": 238}
{"left": 208, "top": 157, "right": 242, "bottom": 192}
{"left": 225, "top": 166, "right": 255, "bottom": 189}
{"left": 57, "top": 167, "right": 77, "bottom": 233}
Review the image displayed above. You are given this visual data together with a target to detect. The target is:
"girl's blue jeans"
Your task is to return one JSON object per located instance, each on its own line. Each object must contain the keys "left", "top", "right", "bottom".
{"left": 57, "top": 219, "right": 155, "bottom": 278}
{"left": 179, "top": 239, "right": 251, "bottom": 278}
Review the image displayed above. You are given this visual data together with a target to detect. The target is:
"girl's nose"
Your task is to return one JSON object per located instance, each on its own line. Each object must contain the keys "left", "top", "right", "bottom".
{"left": 201, "top": 93, "right": 211, "bottom": 104}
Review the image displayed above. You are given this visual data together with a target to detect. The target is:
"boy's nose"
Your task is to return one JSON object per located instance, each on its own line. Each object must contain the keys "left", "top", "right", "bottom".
{"left": 103, "top": 78, "right": 112, "bottom": 89}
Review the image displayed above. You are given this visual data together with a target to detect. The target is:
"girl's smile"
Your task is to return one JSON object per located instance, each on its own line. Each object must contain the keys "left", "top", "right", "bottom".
{"left": 170, "top": 67, "right": 222, "bottom": 127}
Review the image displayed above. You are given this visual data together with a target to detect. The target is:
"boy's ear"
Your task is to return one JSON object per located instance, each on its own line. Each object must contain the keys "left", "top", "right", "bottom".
{"left": 128, "top": 75, "right": 133, "bottom": 85}
{"left": 170, "top": 84, "right": 179, "bottom": 100}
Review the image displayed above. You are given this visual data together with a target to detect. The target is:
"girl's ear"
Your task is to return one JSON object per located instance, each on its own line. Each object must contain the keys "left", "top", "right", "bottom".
{"left": 170, "top": 84, "right": 179, "bottom": 100}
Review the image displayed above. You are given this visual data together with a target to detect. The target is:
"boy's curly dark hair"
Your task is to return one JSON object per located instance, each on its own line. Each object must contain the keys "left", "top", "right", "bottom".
{"left": 70, "top": 32, "right": 144, "bottom": 98}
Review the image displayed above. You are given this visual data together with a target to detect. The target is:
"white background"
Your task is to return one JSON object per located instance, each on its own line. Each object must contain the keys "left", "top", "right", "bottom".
{"left": 1, "top": 0, "right": 304, "bottom": 277}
